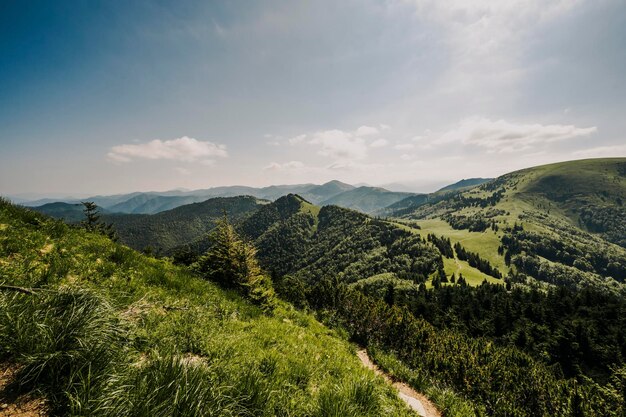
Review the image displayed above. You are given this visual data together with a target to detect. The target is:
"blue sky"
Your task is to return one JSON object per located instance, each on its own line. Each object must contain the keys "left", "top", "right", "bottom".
{"left": 1, "top": 0, "right": 625, "bottom": 196}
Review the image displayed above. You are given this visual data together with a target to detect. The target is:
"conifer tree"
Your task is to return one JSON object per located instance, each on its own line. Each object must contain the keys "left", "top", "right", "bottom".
{"left": 81, "top": 201, "right": 100, "bottom": 231}
{"left": 195, "top": 217, "right": 276, "bottom": 310}
{"left": 81, "top": 201, "right": 117, "bottom": 241}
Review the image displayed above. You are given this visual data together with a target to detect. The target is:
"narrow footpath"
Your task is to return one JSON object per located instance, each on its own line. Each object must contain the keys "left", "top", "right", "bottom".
{"left": 356, "top": 350, "right": 442, "bottom": 417}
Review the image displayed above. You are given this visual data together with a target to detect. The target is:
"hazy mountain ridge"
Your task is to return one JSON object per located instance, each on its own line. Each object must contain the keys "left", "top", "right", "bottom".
{"left": 319, "top": 186, "right": 416, "bottom": 214}
{"left": 436, "top": 177, "right": 493, "bottom": 192}
{"left": 25, "top": 180, "right": 404, "bottom": 215}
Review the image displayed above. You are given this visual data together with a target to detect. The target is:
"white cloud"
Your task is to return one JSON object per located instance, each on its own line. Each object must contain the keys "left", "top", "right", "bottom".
{"left": 174, "top": 167, "right": 191, "bottom": 175}
{"left": 399, "top": 0, "right": 584, "bottom": 103}
{"left": 379, "top": 124, "right": 391, "bottom": 130}
{"left": 394, "top": 143, "right": 415, "bottom": 151}
{"left": 400, "top": 153, "right": 414, "bottom": 161}
{"left": 572, "top": 144, "right": 626, "bottom": 158}
{"left": 438, "top": 117, "right": 596, "bottom": 152}
{"left": 370, "top": 138, "right": 389, "bottom": 148}
{"left": 326, "top": 161, "right": 385, "bottom": 171}
{"left": 287, "top": 124, "right": 391, "bottom": 163}
{"left": 355, "top": 125, "right": 379, "bottom": 137}
{"left": 404, "top": 1, "right": 581, "bottom": 60}
{"left": 308, "top": 129, "right": 368, "bottom": 161}
{"left": 288, "top": 134, "right": 307, "bottom": 145}
{"left": 107, "top": 136, "right": 227, "bottom": 163}
{"left": 264, "top": 160, "right": 305, "bottom": 171}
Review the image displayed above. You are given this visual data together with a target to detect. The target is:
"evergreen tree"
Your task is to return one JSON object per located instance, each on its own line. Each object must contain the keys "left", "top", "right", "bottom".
{"left": 195, "top": 217, "right": 276, "bottom": 310}
{"left": 81, "top": 201, "right": 100, "bottom": 231}
{"left": 81, "top": 201, "right": 117, "bottom": 241}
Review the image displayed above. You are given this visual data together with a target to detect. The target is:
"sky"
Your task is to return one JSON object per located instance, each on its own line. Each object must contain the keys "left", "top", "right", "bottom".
{"left": 1, "top": 0, "right": 625, "bottom": 196}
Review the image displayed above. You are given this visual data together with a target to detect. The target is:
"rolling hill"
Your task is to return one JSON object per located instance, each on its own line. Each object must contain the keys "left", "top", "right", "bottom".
{"left": 175, "top": 194, "right": 495, "bottom": 287}
{"left": 30, "top": 201, "right": 111, "bottom": 222}
{"left": 106, "top": 196, "right": 266, "bottom": 253}
{"left": 388, "top": 158, "right": 626, "bottom": 291}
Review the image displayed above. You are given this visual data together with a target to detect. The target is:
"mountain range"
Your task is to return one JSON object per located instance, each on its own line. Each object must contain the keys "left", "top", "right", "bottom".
{"left": 3, "top": 157, "right": 626, "bottom": 417}
{"left": 27, "top": 180, "right": 419, "bottom": 217}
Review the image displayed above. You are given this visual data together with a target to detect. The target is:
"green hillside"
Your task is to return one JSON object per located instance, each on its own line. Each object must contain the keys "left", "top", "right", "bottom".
{"left": 175, "top": 194, "right": 499, "bottom": 291}
{"left": 31, "top": 202, "right": 111, "bottom": 222}
{"left": 107, "top": 196, "right": 265, "bottom": 253}
{"left": 390, "top": 158, "right": 626, "bottom": 291}
{"left": 0, "top": 198, "right": 414, "bottom": 416}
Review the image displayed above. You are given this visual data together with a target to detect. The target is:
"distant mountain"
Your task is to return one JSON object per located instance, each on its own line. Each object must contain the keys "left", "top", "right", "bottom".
{"left": 176, "top": 194, "right": 442, "bottom": 285}
{"left": 299, "top": 180, "right": 354, "bottom": 203}
{"left": 319, "top": 186, "right": 415, "bottom": 214}
{"left": 30, "top": 202, "right": 111, "bottom": 222}
{"left": 373, "top": 178, "right": 492, "bottom": 217}
{"left": 112, "top": 195, "right": 218, "bottom": 214}
{"left": 437, "top": 178, "right": 493, "bottom": 192}
{"left": 18, "top": 181, "right": 356, "bottom": 214}
{"left": 106, "top": 196, "right": 265, "bottom": 253}
{"left": 375, "top": 194, "right": 431, "bottom": 217}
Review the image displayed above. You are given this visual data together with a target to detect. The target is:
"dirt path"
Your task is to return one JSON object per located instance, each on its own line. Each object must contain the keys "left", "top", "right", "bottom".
{"left": 357, "top": 350, "right": 442, "bottom": 417}
{"left": 0, "top": 363, "right": 48, "bottom": 417}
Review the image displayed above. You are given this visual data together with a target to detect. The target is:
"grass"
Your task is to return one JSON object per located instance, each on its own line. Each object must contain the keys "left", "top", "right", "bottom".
{"left": 412, "top": 219, "right": 507, "bottom": 272}
{"left": 0, "top": 198, "right": 414, "bottom": 417}
{"left": 439, "top": 257, "right": 499, "bottom": 286}
{"left": 388, "top": 219, "right": 504, "bottom": 286}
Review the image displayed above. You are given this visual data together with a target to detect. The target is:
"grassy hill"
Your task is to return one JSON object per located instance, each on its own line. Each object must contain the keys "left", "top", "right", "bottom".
{"left": 0, "top": 198, "right": 415, "bottom": 416}
{"left": 389, "top": 158, "right": 626, "bottom": 291}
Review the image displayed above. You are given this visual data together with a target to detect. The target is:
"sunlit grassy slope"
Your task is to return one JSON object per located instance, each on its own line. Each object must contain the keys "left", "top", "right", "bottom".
{"left": 0, "top": 199, "right": 413, "bottom": 416}
{"left": 390, "top": 158, "right": 626, "bottom": 289}
{"left": 387, "top": 219, "right": 501, "bottom": 286}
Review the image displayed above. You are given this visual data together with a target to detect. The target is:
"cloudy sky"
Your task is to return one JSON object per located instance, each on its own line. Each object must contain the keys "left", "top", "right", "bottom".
{"left": 1, "top": 0, "right": 625, "bottom": 196}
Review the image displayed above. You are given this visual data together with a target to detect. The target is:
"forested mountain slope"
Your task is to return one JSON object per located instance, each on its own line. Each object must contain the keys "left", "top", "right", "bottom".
{"left": 178, "top": 194, "right": 447, "bottom": 287}
{"left": 389, "top": 158, "right": 626, "bottom": 291}
{"left": 31, "top": 201, "right": 111, "bottom": 222}
{"left": 107, "top": 196, "right": 265, "bottom": 253}
{"left": 0, "top": 198, "right": 414, "bottom": 417}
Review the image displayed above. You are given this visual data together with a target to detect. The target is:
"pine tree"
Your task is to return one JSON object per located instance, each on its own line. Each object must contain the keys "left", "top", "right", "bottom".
{"left": 81, "top": 201, "right": 117, "bottom": 241}
{"left": 81, "top": 201, "right": 100, "bottom": 231}
{"left": 195, "top": 217, "right": 276, "bottom": 310}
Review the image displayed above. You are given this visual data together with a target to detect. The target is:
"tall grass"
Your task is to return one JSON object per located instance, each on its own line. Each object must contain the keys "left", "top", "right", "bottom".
{"left": 0, "top": 287, "right": 123, "bottom": 413}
